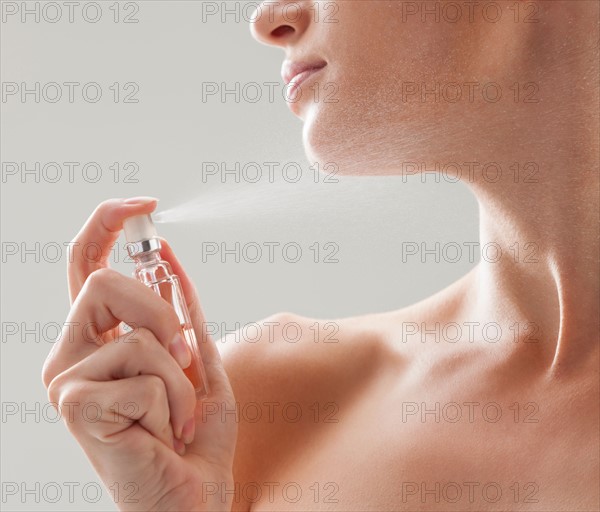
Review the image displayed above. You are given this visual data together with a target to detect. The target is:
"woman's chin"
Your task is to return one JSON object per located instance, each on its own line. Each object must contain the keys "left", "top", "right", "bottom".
{"left": 302, "top": 105, "right": 402, "bottom": 176}
{"left": 302, "top": 106, "right": 364, "bottom": 176}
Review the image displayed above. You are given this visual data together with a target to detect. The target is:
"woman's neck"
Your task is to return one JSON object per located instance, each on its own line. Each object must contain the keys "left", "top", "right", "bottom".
{"left": 470, "top": 90, "right": 599, "bottom": 376}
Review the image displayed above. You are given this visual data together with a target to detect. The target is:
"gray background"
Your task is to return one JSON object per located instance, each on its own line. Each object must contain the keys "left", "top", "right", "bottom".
{"left": 1, "top": 2, "right": 477, "bottom": 510}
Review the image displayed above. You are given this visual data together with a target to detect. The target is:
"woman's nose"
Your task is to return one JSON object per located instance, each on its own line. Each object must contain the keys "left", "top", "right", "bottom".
{"left": 250, "top": 0, "right": 311, "bottom": 47}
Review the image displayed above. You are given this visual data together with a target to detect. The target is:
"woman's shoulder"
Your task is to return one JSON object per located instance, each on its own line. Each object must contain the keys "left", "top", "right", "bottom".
{"left": 219, "top": 311, "right": 394, "bottom": 491}
{"left": 219, "top": 274, "right": 473, "bottom": 502}
{"left": 220, "top": 310, "right": 392, "bottom": 398}
{"left": 220, "top": 309, "right": 397, "bottom": 381}
{"left": 219, "top": 268, "right": 475, "bottom": 401}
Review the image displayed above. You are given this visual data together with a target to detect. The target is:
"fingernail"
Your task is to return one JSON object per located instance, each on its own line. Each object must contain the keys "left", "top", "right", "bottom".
{"left": 123, "top": 196, "right": 159, "bottom": 205}
{"left": 173, "top": 438, "right": 186, "bottom": 456}
{"left": 170, "top": 333, "right": 192, "bottom": 369}
{"left": 182, "top": 417, "right": 195, "bottom": 445}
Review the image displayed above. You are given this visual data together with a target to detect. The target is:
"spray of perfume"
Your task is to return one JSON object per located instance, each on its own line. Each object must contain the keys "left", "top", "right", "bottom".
{"left": 123, "top": 214, "right": 209, "bottom": 399}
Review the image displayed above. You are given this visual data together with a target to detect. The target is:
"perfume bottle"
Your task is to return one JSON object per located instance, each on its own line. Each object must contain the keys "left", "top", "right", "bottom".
{"left": 123, "top": 214, "right": 209, "bottom": 400}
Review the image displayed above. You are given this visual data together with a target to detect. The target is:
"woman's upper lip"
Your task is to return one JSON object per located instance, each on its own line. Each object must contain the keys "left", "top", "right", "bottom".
{"left": 281, "top": 60, "right": 327, "bottom": 85}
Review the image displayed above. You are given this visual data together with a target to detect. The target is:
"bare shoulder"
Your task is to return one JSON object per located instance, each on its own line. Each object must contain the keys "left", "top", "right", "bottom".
{"left": 220, "top": 270, "right": 474, "bottom": 400}
{"left": 219, "top": 273, "right": 473, "bottom": 509}
{"left": 219, "top": 311, "right": 393, "bottom": 499}
{"left": 220, "top": 311, "right": 394, "bottom": 415}
{"left": 220, "top": 311, "right": 391, "bottom": 377}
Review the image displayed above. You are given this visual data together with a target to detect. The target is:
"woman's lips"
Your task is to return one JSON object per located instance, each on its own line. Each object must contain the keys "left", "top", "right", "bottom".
{"left": 281, "top": 60, "right": 327, "bottom": 117}
{"left": 281, "top": 60, "right": 327, "bottom": 85}
{"left": 286, "top": 66, "right": 325, "bottom": 102}
{"left": 281, "top": 60, "right": 327, "bottom": 107}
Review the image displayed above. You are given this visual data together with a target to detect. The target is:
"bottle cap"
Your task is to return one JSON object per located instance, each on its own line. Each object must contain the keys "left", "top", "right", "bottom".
{"left": 123, "top": 214, "right": 157, "bottom": 243}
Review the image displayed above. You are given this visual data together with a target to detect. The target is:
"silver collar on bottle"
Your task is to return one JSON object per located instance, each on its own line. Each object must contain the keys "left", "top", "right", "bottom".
{"left": 126, "top": 237, "right": 161, "bottom": 258}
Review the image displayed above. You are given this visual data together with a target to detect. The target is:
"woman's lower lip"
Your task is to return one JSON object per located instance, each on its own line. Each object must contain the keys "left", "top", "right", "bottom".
{"left": 285, "top": 66, "right": 327, "bottom": 103}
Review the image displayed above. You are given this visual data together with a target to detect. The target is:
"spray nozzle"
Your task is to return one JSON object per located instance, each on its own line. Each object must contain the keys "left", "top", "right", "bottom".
{"left": 123, "top": 214, "right": 158, "bottom": 243}
{"left": 123, "top": 214, "right": 161, "bottom": 258}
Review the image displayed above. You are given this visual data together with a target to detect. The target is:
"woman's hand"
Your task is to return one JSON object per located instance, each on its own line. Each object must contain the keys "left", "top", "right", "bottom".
{"left": 42, "top": 198, "right": 238, "bottom": 512}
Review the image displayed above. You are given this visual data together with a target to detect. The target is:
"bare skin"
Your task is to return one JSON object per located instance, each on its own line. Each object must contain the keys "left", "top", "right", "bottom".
{"left": 43, "top": 1, "right": 598, "bottom": 511}
{"left": 225, "top": 283, "right": 599, "bottom": 511}
{"left": 230, "top": 0, "right": 600, "bottom": 510}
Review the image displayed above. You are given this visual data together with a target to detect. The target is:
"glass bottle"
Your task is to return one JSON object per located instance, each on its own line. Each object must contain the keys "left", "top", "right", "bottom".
{"left": 123, "top": 214, "right": 209, "bottom": 399}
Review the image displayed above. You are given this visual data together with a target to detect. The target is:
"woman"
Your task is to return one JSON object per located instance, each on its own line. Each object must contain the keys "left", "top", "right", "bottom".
{"left": 42, "top": 1, "right": 599, "bottom": 510}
